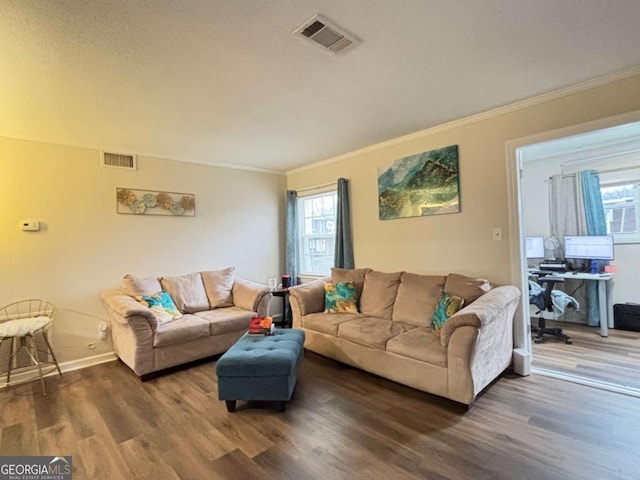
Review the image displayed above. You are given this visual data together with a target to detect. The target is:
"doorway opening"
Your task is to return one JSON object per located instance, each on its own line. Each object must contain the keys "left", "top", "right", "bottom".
{"left": 508, "top": 113, "right": 640, "bottom": 394}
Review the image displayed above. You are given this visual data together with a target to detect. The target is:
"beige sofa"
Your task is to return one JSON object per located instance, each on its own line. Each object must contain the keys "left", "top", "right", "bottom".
{"left": 289, "top": 268, "right": 520, "bottom": 405}
{"left": 101, "top": 267, "right": 271, "bottom": 377}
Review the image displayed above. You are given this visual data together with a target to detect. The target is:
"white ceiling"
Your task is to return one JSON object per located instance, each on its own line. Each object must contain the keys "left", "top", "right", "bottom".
{"left": 2, "top": 1, "right": 640, "bottom": 173}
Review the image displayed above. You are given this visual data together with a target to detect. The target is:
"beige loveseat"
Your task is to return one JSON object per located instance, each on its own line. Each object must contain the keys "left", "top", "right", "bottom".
{"left": 101, "top": 267, "right": 271, "bottom": 377}
{"left": 289, "top": 268, "right": 520, "bottom": 405}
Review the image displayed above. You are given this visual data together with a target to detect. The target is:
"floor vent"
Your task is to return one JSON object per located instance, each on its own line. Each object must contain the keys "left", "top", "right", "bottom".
{"left": 101, "top": 152, "right": 137, "bottom": 170}
{"left": 294, "top": 15, "right": 358, "bottom": 54}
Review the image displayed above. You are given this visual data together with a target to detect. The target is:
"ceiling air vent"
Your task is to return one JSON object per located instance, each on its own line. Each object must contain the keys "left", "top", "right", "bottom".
{"left": 294, "top": 15, "right": 358, "bottom": 54}
{"left": 101, "top": 151, "right": 137, "bottom": 170}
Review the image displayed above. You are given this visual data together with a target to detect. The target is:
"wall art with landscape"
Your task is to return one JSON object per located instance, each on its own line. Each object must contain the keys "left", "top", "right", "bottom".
{"left": 377, "top": 144, "right": 460, "bottom": 220}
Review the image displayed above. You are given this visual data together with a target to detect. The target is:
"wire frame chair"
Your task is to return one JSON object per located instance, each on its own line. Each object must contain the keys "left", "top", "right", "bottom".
{"left": 0, "top": 299, "right": 63, "bottom": 395}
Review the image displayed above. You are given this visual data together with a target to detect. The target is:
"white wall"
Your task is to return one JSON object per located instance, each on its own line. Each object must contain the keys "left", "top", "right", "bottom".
{"left": 611, "top": 244, "right": 640, "bottom": 304}
{"left": 522, "top": 156, "right": 640, "bottom": 305}
{"left": 521, "top": 157, "right": 554, "bottom": 241}
{"left": 0, "top": 137, "right": 286, "bottom": 365}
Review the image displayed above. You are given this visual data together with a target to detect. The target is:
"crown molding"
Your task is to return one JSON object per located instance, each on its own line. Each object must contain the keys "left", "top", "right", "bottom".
{"left": 287, "top": 65, "right": 640, "bottom": 175}
{"left": 0, "top": 133, "right": 285, "bottom": 176}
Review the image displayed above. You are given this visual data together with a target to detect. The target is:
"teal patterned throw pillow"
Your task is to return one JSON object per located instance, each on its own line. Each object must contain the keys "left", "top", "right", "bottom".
{"left": 431, "top": 292, "right": 464, "bottom": 337}
{"left": 137, "top": 291, "right": 182, "bottom": 324}
{"left": 324, "top": 281, "right": 358, "bottom": 314}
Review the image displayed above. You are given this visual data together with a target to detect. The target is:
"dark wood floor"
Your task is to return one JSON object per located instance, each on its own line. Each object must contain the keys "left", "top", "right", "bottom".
{"left": 532, "top": 319, "right": 640, "bottom": 389}
{"left": 2, "top": 352, "right": 640, "bottom": 480}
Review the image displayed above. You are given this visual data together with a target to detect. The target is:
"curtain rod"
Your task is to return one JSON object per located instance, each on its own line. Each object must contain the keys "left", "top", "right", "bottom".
{"left": 553, "top": 165, "right": 640, "bottom": 179}
{"left": 296, "top": 179, "right": 348, "bottom": 194}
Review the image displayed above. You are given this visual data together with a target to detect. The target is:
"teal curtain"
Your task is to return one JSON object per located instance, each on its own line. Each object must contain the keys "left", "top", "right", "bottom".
{"left": 579, "top": 170, "right": 607, "bottom": 327}
{"left": 285, "top": 190, "right": 299, "bottom": 286}
{"left": 334, "top": 178, "right": 354, "bottom": 269}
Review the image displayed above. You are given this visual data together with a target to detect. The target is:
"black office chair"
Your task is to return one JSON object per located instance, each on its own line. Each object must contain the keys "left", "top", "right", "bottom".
{"left": 530, "top": 274, "right": 572, "bottom": 344}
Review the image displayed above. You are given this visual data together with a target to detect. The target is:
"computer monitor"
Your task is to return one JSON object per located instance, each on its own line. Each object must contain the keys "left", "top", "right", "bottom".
{"left": 525, "top": 236, "right": 545, "bottom": 259}
{"left": 564, "top": 235, "right": 614, "bottom": 261}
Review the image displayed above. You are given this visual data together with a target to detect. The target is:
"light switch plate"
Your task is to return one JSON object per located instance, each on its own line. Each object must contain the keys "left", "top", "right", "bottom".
{"left": 492, "top": 227, "right": 503, "bottom": 241}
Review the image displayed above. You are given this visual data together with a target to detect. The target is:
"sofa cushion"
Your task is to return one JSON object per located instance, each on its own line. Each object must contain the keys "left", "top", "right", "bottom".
{"left": 386, "top": 327, "right": 447, "bottom": 367}
{"left": 392, "top": 273, "right": 445, "bottom": 327}
{"left": 153, "top": 314, "right": 210, "bottom": 347}
{"left": 136, "top": 291, "right": 182, "bottom": 324}
{"left": 160, "top": 272, "right": 210, "bottom": 314}
{"left": 444, "top": 273, "right": 491, "bottom": 305}
{"left": 359, "top": 271, "right": 402, "bottom": 320}
{"left": 331, "top": 268, "right": 371, "bottom": 299}
{"left": 301, "top": 312, "right": 359, "bottom": 336}
{"left": 194, "top": 307, "right": 254, "bottom": 335}
{"left": 122, "top": 274, "right": 163, "bottom": 297}
{"left": 430, "top": 292, "right": 464, "bottom": 337}
{"left": 338, "top": 317, "right": 415, "bottom": 350}
{"left": 232, "top": 279, "right": 269, "bottom": 312}
{"left": 289, "top": 280, "right": 327, "bottom": 316}
{"left": 324, "top": 282, "right": 358, "bottom": 313}
{"left": 201, "top": 267, "right": 235, "bottom": 308}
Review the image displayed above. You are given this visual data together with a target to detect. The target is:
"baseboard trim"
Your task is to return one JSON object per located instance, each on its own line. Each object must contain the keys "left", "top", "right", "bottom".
{"left": 512, "top": 348, "right": 531, "bottom": 376}
{"left": 533, "top": 366, "right": 640, "bottom": 398}
{"left": 58, "top": 351, "right": 118, "bottom": 374}
{"left": 1, "top": 351, "right": 118, "bottom": 388}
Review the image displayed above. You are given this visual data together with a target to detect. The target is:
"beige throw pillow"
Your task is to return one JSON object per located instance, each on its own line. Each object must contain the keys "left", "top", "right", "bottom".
{"left": 122, "top": 274, "right": 163, "bottom": 297}
{"left": 359, "top": 270, "right": 402, "bottom": 320}
{"left": 160, "top": 272, "right": 210, "bottom": 313}
{"left": 201, "top": 267, "right": 235, "bottom": 308}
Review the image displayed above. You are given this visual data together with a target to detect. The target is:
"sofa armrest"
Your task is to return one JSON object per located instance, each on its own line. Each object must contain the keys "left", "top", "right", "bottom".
{"left": 289, "top": 278, "right": 329, "bottom": 328}
{"left": 444, "top": 285, "right": 521, "bottom": 403}
{"left": 101, "top": 290, "right": 159, "bottom": 332}
{"left": 232, "top": 279, "right": 271, "bottom": 316}
{"left": 440, "top": 285, "right": 521, "bottom": 348}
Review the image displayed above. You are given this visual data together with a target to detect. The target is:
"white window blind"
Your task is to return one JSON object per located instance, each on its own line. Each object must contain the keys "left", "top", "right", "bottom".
{"left": 296, "top": 190, "right": 337, "bottom": 276}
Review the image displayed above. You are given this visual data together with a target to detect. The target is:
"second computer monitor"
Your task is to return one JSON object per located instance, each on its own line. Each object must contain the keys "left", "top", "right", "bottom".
{"left": 525, "top": 236, "right": 545, "bottom": 259}
{"left": 564, "top": 235, "right": 614, "bottom": 261}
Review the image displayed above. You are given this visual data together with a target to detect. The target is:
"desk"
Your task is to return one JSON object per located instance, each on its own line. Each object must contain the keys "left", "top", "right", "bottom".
{"left": 547, "top": 272, "right": 614, "bottom": 337}
{"left": 271, "top": 288, "right": 291, "bottom": 328}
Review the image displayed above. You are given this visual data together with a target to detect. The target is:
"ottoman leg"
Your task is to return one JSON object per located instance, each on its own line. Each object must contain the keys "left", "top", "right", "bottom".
{"left": 225, "top": 400, "right": 236, "bottom": 413}
{"left": 278, "top": 401, "right": 286, "bottom": 412}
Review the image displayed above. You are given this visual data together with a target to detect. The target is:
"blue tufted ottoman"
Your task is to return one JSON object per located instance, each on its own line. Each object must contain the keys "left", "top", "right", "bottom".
{"left": 216, "top": 329, "right": 305, "bottom": 412}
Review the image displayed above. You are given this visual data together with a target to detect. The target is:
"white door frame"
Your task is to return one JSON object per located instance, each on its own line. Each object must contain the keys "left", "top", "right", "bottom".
{"left": 505, "top": 109, "right": 640, "bottom": 376}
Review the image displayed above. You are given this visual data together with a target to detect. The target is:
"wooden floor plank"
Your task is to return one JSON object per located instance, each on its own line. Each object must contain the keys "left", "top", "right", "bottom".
{"left": 117, "top": 436, "right": 181, "bottom": 480}
{"left": 74, "top": 434, "right": 133, "bottom": 480}
{"left": 532, "top": 319, "right": 640, "bottom": 389}
{"left": 2, "top": 352, "right": 640, "bottom": 479}
{"left": 209, "top": 448, "right": 269, "bottom": 480}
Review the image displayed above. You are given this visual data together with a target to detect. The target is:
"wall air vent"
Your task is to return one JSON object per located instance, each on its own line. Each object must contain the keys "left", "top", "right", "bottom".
{"left": 294, "top": 15, "right": 358, "bottom": 54}
{"left": 101, "top": 151, "right": 137, "bottom": 170}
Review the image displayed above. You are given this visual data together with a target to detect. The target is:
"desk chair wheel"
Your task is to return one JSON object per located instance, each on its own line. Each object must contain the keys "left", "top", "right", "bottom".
{"left": 532, "top": 322, "right": 572, "bottom": 344}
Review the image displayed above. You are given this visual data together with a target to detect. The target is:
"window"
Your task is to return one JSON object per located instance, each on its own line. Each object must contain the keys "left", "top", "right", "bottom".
{"left": 600, "top": 181, "right": 640, "bottom": 243}
{"left": 297, "top": 191, "right": 337, "bottom": 276}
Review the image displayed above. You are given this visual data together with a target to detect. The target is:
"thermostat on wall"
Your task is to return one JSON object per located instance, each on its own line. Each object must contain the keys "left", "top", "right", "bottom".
{"left": 21, "top": 220, "right": 40, "bottom": 231}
